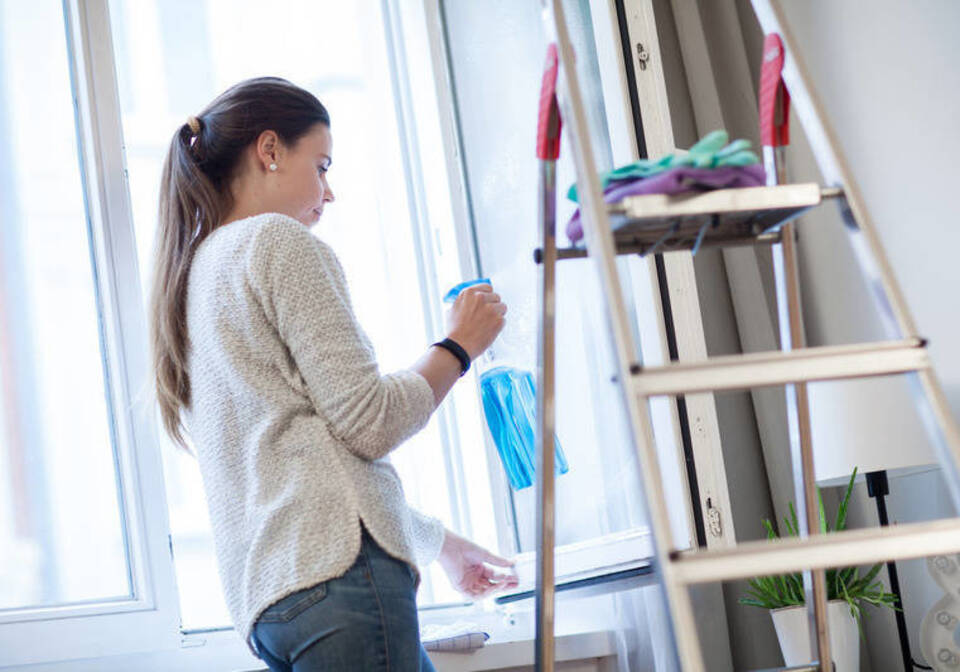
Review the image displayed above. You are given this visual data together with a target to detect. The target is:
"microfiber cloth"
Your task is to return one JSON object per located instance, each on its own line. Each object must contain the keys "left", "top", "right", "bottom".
{"left": 565, "top": 163, "right": 767, "bottom": 244}
{"left": 567, "top": 129, "right": 761, "bottom": 203}
{"left": 421, "top": 622, "right": 490, "bottom": 652}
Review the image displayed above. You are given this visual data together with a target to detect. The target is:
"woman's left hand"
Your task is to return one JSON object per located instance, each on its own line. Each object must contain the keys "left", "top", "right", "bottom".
{"left": 437, "top": 529, "right": 519, "bottom": 599}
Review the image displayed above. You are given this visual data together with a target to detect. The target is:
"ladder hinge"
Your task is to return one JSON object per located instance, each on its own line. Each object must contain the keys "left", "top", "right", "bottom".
{"left": 705, "top": 499, "right": 723, "bottom": 539}
{"left": 636, "top": 42, "right": 650, "bottom": 71}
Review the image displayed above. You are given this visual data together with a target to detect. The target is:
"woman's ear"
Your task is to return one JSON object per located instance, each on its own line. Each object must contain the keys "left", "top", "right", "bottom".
{"left": 255, "top": 130, "right": 281, "bottom": 172}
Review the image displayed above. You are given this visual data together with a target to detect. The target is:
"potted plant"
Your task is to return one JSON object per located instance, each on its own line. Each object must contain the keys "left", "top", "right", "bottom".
{"left": 739, "top": 468, "right": 898, "bottom": 670}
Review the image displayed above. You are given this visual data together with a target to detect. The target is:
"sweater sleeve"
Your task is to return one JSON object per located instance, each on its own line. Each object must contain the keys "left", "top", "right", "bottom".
{"left": 245, "top": 216, "right": 437, "bottom": 461}
{"left": 409, "top": 507, "right": 446, "bottom": 567}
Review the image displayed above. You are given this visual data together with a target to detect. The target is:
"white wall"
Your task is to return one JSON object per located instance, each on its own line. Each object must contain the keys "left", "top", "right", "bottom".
{"left": 774, "top": 0, "right": 960, "bottom": 481}
{"left": 770, "top": 2, "right": 960, "bottom": 669}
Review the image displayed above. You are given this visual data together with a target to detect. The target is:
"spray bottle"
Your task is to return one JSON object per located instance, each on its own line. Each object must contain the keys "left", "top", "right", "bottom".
{"left": 444, "top": 278, "right": 568, "bottom": 490}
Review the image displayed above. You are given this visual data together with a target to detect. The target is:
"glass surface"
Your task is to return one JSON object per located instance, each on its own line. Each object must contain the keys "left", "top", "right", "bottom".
{"left": 442, "top": 0, "right": 647, "bottom": 551}
{"left": 0, "top": 0, "right": 129, "bottom": 612}
{"left": 109, "top": 0, "right": 487, "bottom": 627}
{"left": 441, "top": 6, "right": 677, "bottom": 664}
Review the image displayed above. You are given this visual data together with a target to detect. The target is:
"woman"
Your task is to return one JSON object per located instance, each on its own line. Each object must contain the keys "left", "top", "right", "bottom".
{"left": 149, "top": 76, "right": 517, "bottom": 671}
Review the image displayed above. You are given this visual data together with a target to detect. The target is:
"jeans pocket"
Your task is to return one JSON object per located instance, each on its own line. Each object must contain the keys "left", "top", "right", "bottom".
{"left": 257, "top": 581, "right": 328, "bottom": 624}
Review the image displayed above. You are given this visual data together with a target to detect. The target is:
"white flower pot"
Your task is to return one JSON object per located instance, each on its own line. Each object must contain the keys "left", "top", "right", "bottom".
{"left": 770, "top": 600, "right": 859, "bottom": 672}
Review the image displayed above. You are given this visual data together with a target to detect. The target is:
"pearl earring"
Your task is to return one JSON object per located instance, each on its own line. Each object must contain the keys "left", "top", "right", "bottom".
{"left": 269, "top": 163, "right": 277, "bottom": 172}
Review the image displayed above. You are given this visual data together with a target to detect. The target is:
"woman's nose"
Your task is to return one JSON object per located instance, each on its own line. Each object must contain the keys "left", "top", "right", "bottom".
{"left": 324, "top": 183, "right": 335, "bottom": 203}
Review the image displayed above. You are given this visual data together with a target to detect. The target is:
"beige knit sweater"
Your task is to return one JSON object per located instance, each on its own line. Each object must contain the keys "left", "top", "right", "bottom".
{"left": 183, "top": 212, "right": 446, "bottom": 658}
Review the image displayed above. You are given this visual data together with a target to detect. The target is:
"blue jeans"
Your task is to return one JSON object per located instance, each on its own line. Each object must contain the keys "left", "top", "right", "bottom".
{"left": 251, "top": 527, "right": 436, "bottom": 671}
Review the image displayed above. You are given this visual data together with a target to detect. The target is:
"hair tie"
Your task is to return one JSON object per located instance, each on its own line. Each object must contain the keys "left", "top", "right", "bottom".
{"left": 186, "top": 116, "right": 202, "bottom": 135}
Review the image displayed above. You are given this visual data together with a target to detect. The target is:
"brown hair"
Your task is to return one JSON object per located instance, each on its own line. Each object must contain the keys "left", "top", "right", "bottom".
{"left": 149, "top": 76, "right": 330, "bottom": 452}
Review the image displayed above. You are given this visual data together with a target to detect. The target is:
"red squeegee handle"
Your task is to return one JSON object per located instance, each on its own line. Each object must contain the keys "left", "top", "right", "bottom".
{"left": 759, "top": 33, "right": 790, "bottom": 148}
{"left": 536, "top": 43, "right": 562, "bottom": 161}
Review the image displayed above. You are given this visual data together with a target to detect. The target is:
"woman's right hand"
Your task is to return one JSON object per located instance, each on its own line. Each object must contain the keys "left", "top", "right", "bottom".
{"left": 446, "top": 284, "right": 507, "bottom": 360}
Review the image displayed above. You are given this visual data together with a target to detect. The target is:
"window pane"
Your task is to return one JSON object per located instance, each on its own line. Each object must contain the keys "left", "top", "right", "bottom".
{"left": 109, "top": 0, "right": 475, "bottom": 628}
{"left": 0, "top": 0, "right": 129, "bottom": 611}
{"left": 442, "top": 0, "right": 648, "bottom": 551}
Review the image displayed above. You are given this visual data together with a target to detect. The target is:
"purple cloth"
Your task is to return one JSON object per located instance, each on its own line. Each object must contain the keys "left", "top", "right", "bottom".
{"left": 565, "top": 164, "right": 767, "bottom": 243}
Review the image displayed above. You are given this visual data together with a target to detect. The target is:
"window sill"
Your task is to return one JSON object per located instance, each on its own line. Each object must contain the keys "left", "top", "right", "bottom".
{"left": 427, "top": 630, "right": 618, "bottom": 672}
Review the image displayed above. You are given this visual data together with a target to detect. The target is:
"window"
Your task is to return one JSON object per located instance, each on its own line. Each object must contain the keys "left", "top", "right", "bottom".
{"left": 439, "top": 0, "right": 655, "bottom": 554}
{"left": 2, "top": 0, "right": 500, "bottom": 667}
{"left": 430, "top": 0, "right": 691, "bottom": 658}
{"left": 0, "top": 0, "right": 129, "bottom": 616}
{"left": 0, "top": 0, "right": 694, "bottom": 667}
{"left": 107, "top": 0, "right": 498, "bottom": 624}
{"left": 1, "top": 0, "right": 199, "bottom": 666}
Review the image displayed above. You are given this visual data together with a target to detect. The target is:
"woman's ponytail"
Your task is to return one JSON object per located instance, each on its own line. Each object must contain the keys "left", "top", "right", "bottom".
{"left": 148, "top": 77, "right": 330, "bottom": 453}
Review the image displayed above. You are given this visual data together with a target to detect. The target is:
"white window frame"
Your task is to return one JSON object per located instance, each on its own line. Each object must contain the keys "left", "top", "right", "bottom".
{"left": 0, "top": 0, "right": 259, "bottom": 669}
{"left": 0, "top": 0, "right": 486, "bottom": 668}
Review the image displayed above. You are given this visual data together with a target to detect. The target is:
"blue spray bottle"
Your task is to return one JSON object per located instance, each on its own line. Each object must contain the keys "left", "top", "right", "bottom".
{"left": 444, "top": 278, "right": 569, "bottom": 490}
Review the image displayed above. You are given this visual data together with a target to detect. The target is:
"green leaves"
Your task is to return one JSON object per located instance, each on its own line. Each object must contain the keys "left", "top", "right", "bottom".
{"left": 834, "top": 468, "right": 857, "bottom": 532}
{"left": 738, "top": 467, "right": 898, "bottom": 627}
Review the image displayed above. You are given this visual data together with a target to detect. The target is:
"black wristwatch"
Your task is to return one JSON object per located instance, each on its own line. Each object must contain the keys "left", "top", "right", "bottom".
{"left": 432, "top": 338, "right": 471, "bottom": 376}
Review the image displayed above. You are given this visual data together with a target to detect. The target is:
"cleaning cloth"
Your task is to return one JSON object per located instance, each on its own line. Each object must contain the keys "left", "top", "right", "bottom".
{"left": 566, "top": 163, "right": 767, "bottom": 243}
{"left": 566, "top": 129, "right": 760, "bottom": 202}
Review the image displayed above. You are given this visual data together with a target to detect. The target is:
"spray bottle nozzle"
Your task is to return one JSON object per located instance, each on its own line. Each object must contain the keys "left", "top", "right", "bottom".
{"left": 443, "top": 278, "right": 492, "bottom": 304}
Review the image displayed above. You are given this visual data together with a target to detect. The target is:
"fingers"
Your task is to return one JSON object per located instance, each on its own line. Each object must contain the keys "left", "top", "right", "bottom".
{"left": 481, "top": 549, "right": 516, "bottom": 567}
{"left": 479, "top": 292, "right": 507, "bottom": 312}
{"left": 479, "top": 564, "right": 518, "bottom": 585}
{"left": 471, "top": 570, "right": 519, "bottom": 598}
{"left": 453, "top": 562, "right": 519, "bottom": 600}
{"left": 456, "top": 566, "right": 486, "bottom": 596}
{"left": 458, "top": 283, "right": 493, "bottom": 300}
{"left": 486, "top": 293, "right": 507, "bottom": 318}
{"left": 457, "top": 287, "right": 499, "bottom": 307}
{"left": 482, "top": 568, "right": 518, "bottom": 585}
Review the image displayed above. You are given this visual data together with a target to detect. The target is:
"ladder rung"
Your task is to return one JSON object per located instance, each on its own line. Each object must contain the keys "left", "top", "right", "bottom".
{"left": 670, "top": 518, "right": 960, "bottom": 585}
{"left": 632, "top": 339, "right": 927, "bottom": 397}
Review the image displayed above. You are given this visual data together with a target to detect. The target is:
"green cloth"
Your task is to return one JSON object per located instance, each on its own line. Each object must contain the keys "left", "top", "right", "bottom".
{"left": 567, "top": 129, "right": 760, "bottom": 202}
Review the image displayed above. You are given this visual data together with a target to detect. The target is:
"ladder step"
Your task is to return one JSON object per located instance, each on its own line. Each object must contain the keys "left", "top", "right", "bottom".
{"left": 543, "top": 184, "right": 843, "bottom": 262}
{"left": 632, "top": 338, "right": 927, "bottom": 397}
{"left": 669, "top": 518, "right": 960, "bottom": 585}
{"left": 606, "top": 183, "right": 838, "bottom": 254}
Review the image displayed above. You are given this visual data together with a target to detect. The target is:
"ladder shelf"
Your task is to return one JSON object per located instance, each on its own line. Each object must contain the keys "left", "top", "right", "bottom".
{"left": 546, "top": 183, "right": 839, "bottom": 260}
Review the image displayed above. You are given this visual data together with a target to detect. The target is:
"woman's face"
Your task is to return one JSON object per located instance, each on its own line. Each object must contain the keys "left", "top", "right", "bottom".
{"left": 271, "top": 122, "right": 335, "bottom": 226}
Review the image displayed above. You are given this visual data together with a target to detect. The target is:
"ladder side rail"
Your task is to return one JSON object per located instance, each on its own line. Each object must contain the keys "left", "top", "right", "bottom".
{"left": 774, "top": 235, "right": 832, "bottom": 670}
{"left": 535, "top": 162, "right": 559, "bottom": 672}
{"left": 541, "top": 0, "right": 700, "bottom": 670}
{"left": 761, "top": 31, "right": 832, "bottom": 670}
{"left": 534, "top": 37, "right": 562, "bottom": 672}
